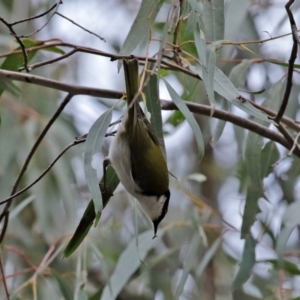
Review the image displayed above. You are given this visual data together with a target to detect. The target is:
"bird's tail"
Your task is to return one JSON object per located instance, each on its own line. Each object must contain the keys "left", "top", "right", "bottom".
{"left": 123, "top": 59, "right": 142, "bottom": 126}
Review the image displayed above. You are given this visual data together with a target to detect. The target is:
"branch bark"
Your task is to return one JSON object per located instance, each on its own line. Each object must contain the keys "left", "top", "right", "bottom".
{"left": 0, "top": 69, "right": 298, "bottom": 157}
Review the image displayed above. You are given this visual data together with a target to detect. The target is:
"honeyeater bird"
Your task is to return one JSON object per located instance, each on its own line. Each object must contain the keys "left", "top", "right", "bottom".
{"left": 105, "top": 58, "right": 170, "bottom": 237}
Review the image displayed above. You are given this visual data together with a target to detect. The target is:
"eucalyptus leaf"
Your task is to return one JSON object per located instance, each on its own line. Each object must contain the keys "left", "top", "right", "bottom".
{"left": 241, "top": 124, "right": 264, "bottom": 238}
{"left": 193, "top": 65, "right": 270, "bottom": 122}
{"left": 260, "top": 142, "right": 279, "bottom": 180}
{"left": 232, "top": 235, "right": 256, "bottom": 289}
{"left": 100, "top": 230, "right": 159, "bottom": 300}
{"left": 196, "top": 236, "right": 222, "bottom": 277}
{"left": 210, "top": 57, "right": 245, "bottom": 146}
{"left": 163, "top": 78, "right": 204, "bottom": 160}
{"left": 210, "top": 97, "right": 228, "bottom": 146}
{"left": 84, "top": 109, "right": 112, "bottom": 216}
{"left": 175, "top": 233, "right": 201, "bottom": 299}
{"left": 229, "top": 60, "right": 253, "bottom": 88}
{"left": 194, "top": 21, "right": 207, "bottom": 67}
{"left": 201, "top": 0, "right": 224, "bottom": 41}
{"left": 264, "top": 259, "right": 300, "bottom": 275}
{"left": 10, "top": 195, "right": 35, "bottom": 220}
{"left": 206, "top": 44, "right": 216, "bottom": 108}
{"left": 241, "top": 78, "right": 284, "bottom": 237}
{"left": 0, "top": 38, "right": 42, "bottom": 96}
{"left": 276, "top": 202, "right": 300, "bottom": 263}
{"left": 118, "top": 0, "right": 163, "bottom": 70}
{"left": 51, "top": 269, "right": 73, "bottom": 300}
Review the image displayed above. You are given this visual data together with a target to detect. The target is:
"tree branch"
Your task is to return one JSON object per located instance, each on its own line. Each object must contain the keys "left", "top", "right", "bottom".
{"left": 0, "top": 69, "right": 122, "bottom": 98}
{"left": 0, "top": 68, "right": 299, "bottom": 156}
{"left": 274, "top": 0, "right": 298, "bottom": 123}
{"left": 160, "top": 100, "right": 300, "bottom": 158}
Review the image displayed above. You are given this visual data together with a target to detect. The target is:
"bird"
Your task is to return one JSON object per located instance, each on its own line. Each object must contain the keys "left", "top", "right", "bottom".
{"left": 105, "top": 58, "right": 170, "bottom": 238}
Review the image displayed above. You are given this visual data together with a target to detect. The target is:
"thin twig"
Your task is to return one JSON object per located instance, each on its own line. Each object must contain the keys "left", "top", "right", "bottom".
{"left": 240, "top": 96, "right": 300, "bottom": 132}
{"left": 32, "top": 245, "right": 55, "bottom": 282}
{"left": 274, "top": 0, "right": 298, "bottom": 123}
{"left": 0, "top": 1, "right": 62, "bottom": 72}
{"left": 0, "top": 251, "right": 9, "bottom": 299}
{"left": 0, "top": 128, "right": 117, "bottom": 205}
{"left": 4, "top": 246, "right": 36, "bottom": 270}
{"left": 0, "top": 140, "right": 83, "bottom": 205}
{"left": 0, "top": 94, "right": 74, "bottom": 244}
{"left": 55, "top": 12, "right": 106, "bottom": 42}
{"left": 18, "top": 48, "right": 77, "bottom": 71}
{"left": 0, "top": 268, "right": 34, "bottom": 281}
{"left": 276, "top": 123, "right": 297, "bottom": 149}
{"left": 288, "top": 131, "right": 300, "bottom": 156}
{"left": 0, "top": 17, "right": 29, "bottom": 72}
{"left": 9, "top": 1, "right": 62, "bottom": 26}
{"left": 17, "top": 0, "right": 63, "bottom": 38}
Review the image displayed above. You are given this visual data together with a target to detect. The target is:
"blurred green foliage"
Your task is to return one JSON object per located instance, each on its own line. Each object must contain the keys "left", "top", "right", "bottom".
{"left": 0, "top": 1, "right": 300, "bottom": 300}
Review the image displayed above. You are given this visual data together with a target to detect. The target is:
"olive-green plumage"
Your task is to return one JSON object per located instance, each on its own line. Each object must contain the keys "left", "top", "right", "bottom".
{"left": 122, "top": 59, "right": 169, "bottom": 196}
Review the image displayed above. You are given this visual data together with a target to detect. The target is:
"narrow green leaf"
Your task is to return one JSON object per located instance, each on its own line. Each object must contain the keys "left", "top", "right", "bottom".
{"left": 211, "top": 60, "right": 252, "bottom": 146}
{"left": 42, "top": 46, "right": 65, "bottom": 55}
{"left": 194, "top": 21, "right": 207, "bottom": 67}
{"left": 63, "top": 166, "right": 119, "bottom": 258}
{"left": 201, "top": 0, "right": 224, "bottom": 41}
{"left": 224, "top": 0, "right": 249, "bottom": 42}
{"left": 0, "top": 39, "right": 42, "bottom": 96}
{"left": 229, "top": 60, "right": 253, "bottom": 88}
{"left": 245, "top": 132, "right": 264, "bottom": 190}
{"left": 78, "top": 285, "right": 88, "bottom": 300}
{"left": 241, "top": 186, "right": 261, "bottom": 238}
{"left": 90, "top": 244, "right": 112, "bottom": 295}
{"left": 276, "top": 202, "right": 300, "bottom": 263}
{"left": 51, "top": 269, "right": 73, "bottom": 300}
{"left": 185, "top": 1, "right": 202, "bottom": 34}
{"left": 89, "top": 289, "right": 103, "bottom": 300}
{"left": 188, "top": 0, "right": 203, "bottom": 14}
{"left": 210, "top": 98, "right": 228, "bottom": 146}
{"left": 100, "top": 230, "right": 158, "bottom": 300}
{"left": 196, "top": 237, "right": 222, "bottom": 277}
{"left": 260, "top": 142, "right": 279, "bottom": 180}
{"left": 84, "top": 110, "right": 112, "bottom": 216}
{"left": 10, "top": 195, "right": 35, "bottom": 220}
{"left": 279, "top": 159, "right": 300, "bottom": 204}
{"left": 175, "top": 233, "right": 201, "bottom": 299}
{"left": 0, "top": 80, "right": 20, "bottom": 97}
{"left": 163, "top": 78, "right": 204, "bottom": 160}
{"left": 206, "top": 48, "right": 216, "bottom": 106}
{"left": 118, "top": 0, "right": 163, "bottom": 69}
{"left": 264, "top": 259, "right": 300, "bottom": 275}
{"left": 194, "top": 65, "right": 271, "bottom": 122}
{"left": 241, "top": 124, "right": 264, "bottom": 238}
{"left": 241, "top": 79, "right": 284, "bottom": 237}
{"left": 232, "top": 235, "right": 256, "bottom": 289}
